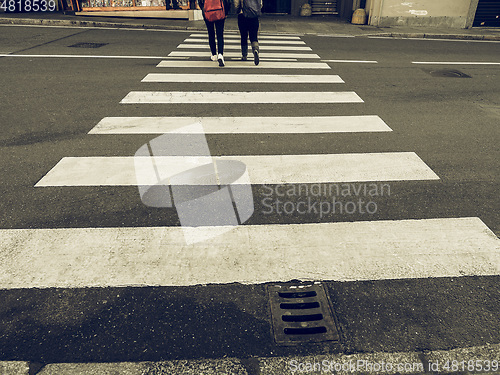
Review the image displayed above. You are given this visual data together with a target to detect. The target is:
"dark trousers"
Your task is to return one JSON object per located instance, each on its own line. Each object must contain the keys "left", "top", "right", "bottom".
{"left": 237, "top": 13, "right": 259, "bottom": 56}
{"left": 204, "top": 18, "right": 225, "bottom": 55}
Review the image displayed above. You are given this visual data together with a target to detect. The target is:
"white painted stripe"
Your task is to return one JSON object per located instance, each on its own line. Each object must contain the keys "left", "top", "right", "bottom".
{"left": 322, "top": 59, "right": 379, "bottom": 64}
{"left": 0, "top": 54, "right": 170, "bottom": 59}
{"left": 89, "top": 115, "right": 392, "bottom": 134}
{"left": 417, "top": 38, "right": 500, "bottom": 43}
{"left": 261, "top": 344, "right": 500, "bottom": 375}
{"left": 0, "top": 23, "right": 202, "bottom": 33}
{"left": 413, "top": 61, "right": 500, "bottom": 65}
{"left": 27, "top": 343, "right": 500, "bottom": 374}
{"left": 184, "top": 38, "right": 307, "bottom": 45}
{"left": 0, "top": 217, "right": 497, "bottom": 288}
{"left": 38, "top": 362, "right": 151, "bottom": 374}
{"left": 230, "top": 57, "right": 299, "bottom": 62}
{"left": 177, "top": 43, "right": 311, "bottom": 51}
{"left": 188, "top": 33, "right": 302, "bottom": 40}
{"left": 156, "top": 60, "right": 330, "bottom": 69}
{"left": 0, "top": 23, "right": 118, "bottom": 30}
{"left": 168, "top": 51, "right": 320, "bottom": 59}
{"left": 317, "top": 34, "right": 356, "bottom": 38}
{"left": 35, "top": 153, "right": 438, "bottom": 187}
{"left": 141, "top": 73, "right": 344, "bottom": 83}
{"left": 368, "top": 36, "right": 500, "bottom": 43}
{"left": 120, "top": 91, "right": 363, "bottom": 104}
{"left": 161, "top": 56, "right": 190, "bottom": 60}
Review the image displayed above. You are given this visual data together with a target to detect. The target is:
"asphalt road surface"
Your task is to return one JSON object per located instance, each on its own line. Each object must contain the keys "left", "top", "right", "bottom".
{"left": 0, "top": 24, "right": 499, "bottom": 371}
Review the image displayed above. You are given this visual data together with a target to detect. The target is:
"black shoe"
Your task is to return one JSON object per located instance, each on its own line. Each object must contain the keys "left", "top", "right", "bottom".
{"left": 251, "top": 42, "right": 259, "bottom": 65}
{"left": 242, "top": 55, "right": 248, "bottom": 61}
{"left": 253, "top": 49, "right": 259, "bottom": 65}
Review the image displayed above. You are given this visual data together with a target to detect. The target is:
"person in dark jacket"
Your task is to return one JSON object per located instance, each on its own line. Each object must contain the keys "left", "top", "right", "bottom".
{"left": 198, "top": 0, "right": 231, "bottom": 66}
{"left": 234, "top": 0, "right": 262, "bottom": 65}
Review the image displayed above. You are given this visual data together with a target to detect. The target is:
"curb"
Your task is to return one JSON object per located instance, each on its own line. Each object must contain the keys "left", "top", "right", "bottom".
{"left": 2, "top": 16, "right": 500, "bottom": 40}
{"left": 2, "top": 343, "right": 499, "bottom": 375}
{"left": 365, "top": 32, "right": 500, "bottom": 41}
{"left": 0, "top": 16, "right": 199, "bottom": 31}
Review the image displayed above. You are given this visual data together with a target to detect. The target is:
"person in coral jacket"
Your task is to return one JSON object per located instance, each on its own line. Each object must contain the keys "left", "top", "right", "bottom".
{"left": 198, "top": 0, "right": 231, "bottom": 66}
{"left": 234, "top": 0, "right": 262, "bottom": 65}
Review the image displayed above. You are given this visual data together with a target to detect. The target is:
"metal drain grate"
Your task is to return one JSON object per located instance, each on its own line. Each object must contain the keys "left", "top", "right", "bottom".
{"left": 69, "top": 42, "right": 108, "bottom": 49}
{"left": 268, "top": 282, "right": 340, "bottom": 345}
{"left": 423, "top": 69, "right": 471, "bottom": 78}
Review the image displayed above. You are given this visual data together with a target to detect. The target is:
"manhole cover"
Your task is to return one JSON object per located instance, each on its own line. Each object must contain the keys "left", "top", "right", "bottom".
{"left": 268, "top": 282, "right": 340, "bottom": 345}
{"left": 423, "top": 68, "right": 471, "bottom": 78}
{"left": 69, "top": 42, "right": 108, "bottom": 49}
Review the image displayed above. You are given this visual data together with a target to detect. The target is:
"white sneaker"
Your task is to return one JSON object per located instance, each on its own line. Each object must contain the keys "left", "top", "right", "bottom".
{"left": 217, "top": 54, "right": 225, "bottom": 67}
{"left": 211, "top": 54, "right": 217, "bottom": 61}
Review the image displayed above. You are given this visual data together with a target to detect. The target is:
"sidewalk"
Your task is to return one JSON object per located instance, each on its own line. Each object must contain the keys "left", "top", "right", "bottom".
{"left": 1, "top": 10, "right": 500, "bottom": 40}
{"left": 3, "top": 343, "right": 500, "bottom": 374}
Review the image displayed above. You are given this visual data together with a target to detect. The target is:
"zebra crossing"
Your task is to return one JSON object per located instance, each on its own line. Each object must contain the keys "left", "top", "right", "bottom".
{"left": 168, "top": 50, "right": 321, "bottom": 59}
{"left": 141, "top": 73, "right": 344, "bottom": 83}
{"left": 1, "top": 217, "right": 497, "bottom": 289}
{"left": 176, "top": 44, "right": 313, "bottom": 51}
{"left": 120, "top": 91, "right": 363, "bottom": 103}
{"left": 10, "top": 31, "right": 498, "bottom": 288}
{"left": 88, "top": 115, "right": 392, "bottom": 134}
{"left": 35, "top": 153, "right": 439, "bottom": 187}
{"left": 0, "top": 32, "right": 498, "bottom": 372}
{"left": 156, "top": 60, "right": 331, "bottom": 68}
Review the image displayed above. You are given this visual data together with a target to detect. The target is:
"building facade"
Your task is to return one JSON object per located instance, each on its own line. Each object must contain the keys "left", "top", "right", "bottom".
{"left": 66, "top": 0, "right": 500, "bottom": 28}
{"left": 285, "top": 0, "right": 499, "bottom": 28}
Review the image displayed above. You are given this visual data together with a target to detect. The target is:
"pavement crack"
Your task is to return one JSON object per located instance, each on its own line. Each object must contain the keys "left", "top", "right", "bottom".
{"left": 29, "top": 362, "right": 45, "bottom": 375}
{"left": 240, "top": 357, "right": 261, "bottom": 375}
{"left": 417, "top": 351, "right": 432, "bottom": 374}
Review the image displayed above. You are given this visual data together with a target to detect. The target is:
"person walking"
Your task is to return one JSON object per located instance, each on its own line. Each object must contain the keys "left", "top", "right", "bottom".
{"left": 198, "top": 0, "right": 231, "bottom": 67}
{"left": 234, "top": 0, "right": 262, "bottom": 65}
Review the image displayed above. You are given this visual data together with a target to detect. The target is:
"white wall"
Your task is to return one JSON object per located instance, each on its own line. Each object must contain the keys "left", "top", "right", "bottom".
{"left": 365, "top": 0, "right": 478, "bottom": 28}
